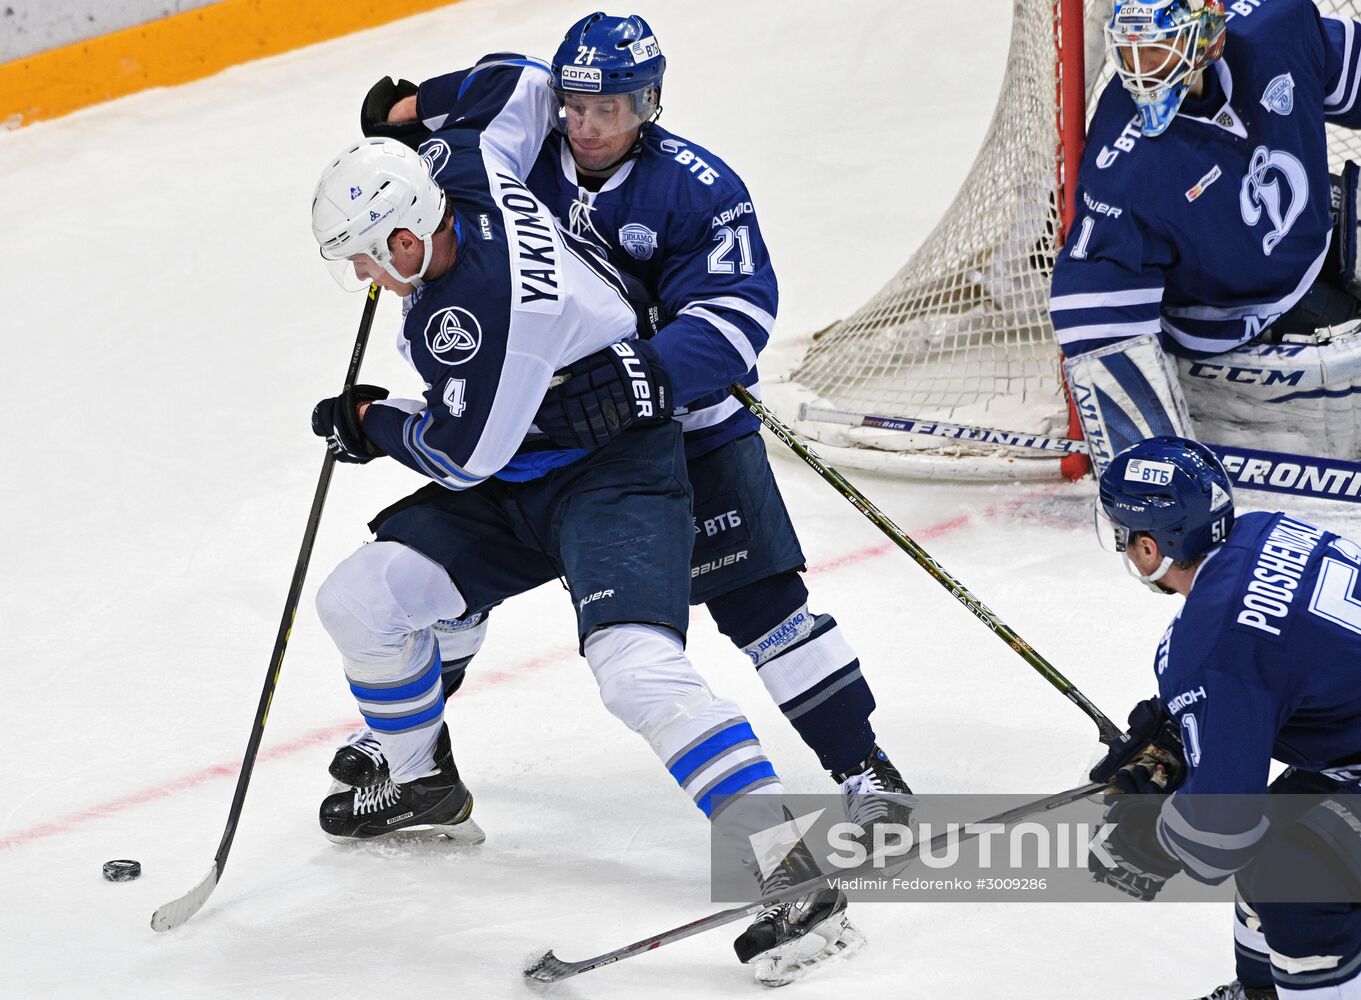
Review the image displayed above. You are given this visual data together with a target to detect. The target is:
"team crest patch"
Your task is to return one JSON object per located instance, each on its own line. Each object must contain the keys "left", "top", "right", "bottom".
{"left": 619, "top": 222, "right": 659, "bottom": 261}
{"left": 1261, "top": 73, "right": 1295, "bottom": 116}
{"left": 419, "top": 139, "right": 451, "bottom": 178}
{"left": 423, "top": 306, "right": 482, "bottom": 366}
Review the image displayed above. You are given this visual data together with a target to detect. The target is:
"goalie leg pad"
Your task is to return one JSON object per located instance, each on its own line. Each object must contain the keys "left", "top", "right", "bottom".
{"left": 1063, "top": 333, "right": 1194, "bottom": 475}
{"left": 1179, "top": 330, "right": 1361, "bottom": 459}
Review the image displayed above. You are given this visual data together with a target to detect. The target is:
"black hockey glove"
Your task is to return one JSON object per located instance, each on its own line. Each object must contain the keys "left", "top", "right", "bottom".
{"left": 360, "top": 76, "right": 429, "bottom": 150}
{"left": 1090, "top": 696, "right": 1185, "bottom": 787}
{"left": 311, "top": 385, "right": 390, "bottom": 464}
{"left": 534, "top": 338, "right": 673, "bottom": 450}
{"left": 1089, "top": 795, "right": 1182, "bottom": 901}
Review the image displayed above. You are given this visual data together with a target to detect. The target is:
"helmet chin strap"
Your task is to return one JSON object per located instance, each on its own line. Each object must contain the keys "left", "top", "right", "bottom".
{"left": 1124, "top": 550, "right": 1176, "bottom": 594}
{"left": 377, "top": 233, "right": 434, "bottom": 290}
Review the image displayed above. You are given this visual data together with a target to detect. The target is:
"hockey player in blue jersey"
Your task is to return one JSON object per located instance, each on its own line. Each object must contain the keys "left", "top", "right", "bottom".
{"left": 1050, "top": 0, "right": 1361, "bottom": 474}
{"left": 1090, "top": 435, "right": 1361, "bottom": 999}
{"left": 346, "top": 14, "right": 916, "bottom": 865}
{"left": 306, "top": 133, "right": 869, "bottom": 981}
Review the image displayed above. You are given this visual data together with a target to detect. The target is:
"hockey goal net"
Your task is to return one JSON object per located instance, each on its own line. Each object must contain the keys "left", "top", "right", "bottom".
{"left": 772, "top": 0, "right": 1361, "bottom": 480}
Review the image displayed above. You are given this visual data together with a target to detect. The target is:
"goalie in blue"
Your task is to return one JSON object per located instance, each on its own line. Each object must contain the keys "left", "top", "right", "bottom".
{"left": 1051, "top": 0, "right": 1361, "bottom": 473}
{"left": 1090, "top": 435, "right": 1361, "bottom": 999}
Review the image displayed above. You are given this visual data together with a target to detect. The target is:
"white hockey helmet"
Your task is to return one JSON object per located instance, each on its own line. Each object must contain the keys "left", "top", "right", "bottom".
{"left": 311, "top": 137, "right": 447, "bottom": 290}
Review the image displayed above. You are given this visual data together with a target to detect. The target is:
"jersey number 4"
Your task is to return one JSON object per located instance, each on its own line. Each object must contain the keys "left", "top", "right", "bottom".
{"left": 443, "top": 379, "right": 467, "bottom": 418}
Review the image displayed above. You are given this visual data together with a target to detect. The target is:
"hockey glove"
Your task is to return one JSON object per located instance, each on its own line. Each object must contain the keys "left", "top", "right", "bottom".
{"left": 1089, "top": 795, "right": 1182, "bottom": 901}
{"left": 1090, "top": 696, "right": 1184, "bottom": 786}
{"left": 360, "top": 76, "right": 428, "bottom": 150}
{"left": 534, "top": 338, "right": 673, "bottom": 450}
{"left": 311, "top": 385, "right": 390, "bottom": 464}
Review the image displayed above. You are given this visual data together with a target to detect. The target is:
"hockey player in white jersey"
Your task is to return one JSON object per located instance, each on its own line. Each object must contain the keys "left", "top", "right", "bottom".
{"left": 307, "top": 132, "right": 858, "bottom": 986}
{"left": 1051, "top": 0, "right": 1361, "bottom": 473}
{"left": 311, "top": 127, "right": 860, "bottom": 985}
{"left": 350, "top": 7, "right": 916, "bottom": 854}
{"left": 322, "top": 17, "right": 895, "bottom": 982}
{"left": 1089, "top": 436, "right": 1361, "bottom": 999}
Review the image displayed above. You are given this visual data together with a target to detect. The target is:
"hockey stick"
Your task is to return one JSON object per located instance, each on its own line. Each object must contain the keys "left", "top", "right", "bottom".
{"left": 800, "top": 404, "right": 1088, "bottom": 456}
{"left": 802, "top": 403, "right": 1361, "bottom": 507}
{"left": 733, "top": 384, "right": 1122, "bottom": 744}
{"left": 150, "top": 284, "right": 382, "bottom": 932}
{"left": 524, "top": 779, "right": 1106, "bottom": 983}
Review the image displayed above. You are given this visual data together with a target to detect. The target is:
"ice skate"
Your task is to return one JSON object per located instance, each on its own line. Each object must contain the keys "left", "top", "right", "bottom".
{"left": 1190, "top": 983, "right": 1278, "bottom": 1000}
{"left": 733, "top": 839, "right": 866, "bottom": 987}
{"left": 834, "top": 744, "right": 918, "bottom": 849}
{"left": 328, "top": 728, "right": 389, "bottom": 789}
{"left": 319, "top": 725, "right": 483, "bottom": 845}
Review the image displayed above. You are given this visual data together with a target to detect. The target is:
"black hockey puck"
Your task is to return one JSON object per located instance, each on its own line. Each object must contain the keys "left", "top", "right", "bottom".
{"left": 103, "top": 859, "right": 141, "bottom": 882}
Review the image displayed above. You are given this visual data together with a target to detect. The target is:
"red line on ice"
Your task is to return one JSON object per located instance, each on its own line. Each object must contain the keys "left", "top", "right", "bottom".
{"left": 0, "top": 493, "right": 1037, "bottom": 850}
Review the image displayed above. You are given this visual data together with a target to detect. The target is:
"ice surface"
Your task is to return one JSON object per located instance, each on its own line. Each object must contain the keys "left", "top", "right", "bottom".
{"left": 8, "top": 1, "right": 1361, "bottom": 997}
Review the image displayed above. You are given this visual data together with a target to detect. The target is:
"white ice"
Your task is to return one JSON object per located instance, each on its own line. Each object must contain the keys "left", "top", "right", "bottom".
{"left": 6, "top": 2, "right": 1361, "bottom": 998}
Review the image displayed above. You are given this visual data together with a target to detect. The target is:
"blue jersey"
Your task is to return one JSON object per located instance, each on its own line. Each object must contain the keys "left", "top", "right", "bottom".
{"left": 1150, "top": 510, "right": 1361, "bottom": 883}
{"left": 1050, "top": 0, "right": 1361, "bottom": 360}
{"left": 416, "top": 56, "right": 778, "bottom": 458}
{"left": 361, "top": 106, "right": 640, "bottom": 489}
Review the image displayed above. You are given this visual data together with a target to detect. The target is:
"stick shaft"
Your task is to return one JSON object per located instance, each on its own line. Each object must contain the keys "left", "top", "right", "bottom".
{"left": 737, "top": 386, "right": 1120, "bottom": 744}
{"left": 152, "top": 286, "right": 382, "bottom": 931}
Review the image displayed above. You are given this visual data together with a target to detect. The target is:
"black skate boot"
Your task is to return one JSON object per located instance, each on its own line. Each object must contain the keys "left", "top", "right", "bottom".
{"left": 833, "top": 744, "right": 917, "bottom": 847}
{"left": 328, "top": 729, "right": 390, "bottom": 788}
{"left": 319, "top": 725, "right": 483, "bottom": 844}
{"left": 734, "top": 838, "right": 866, "bottom": 987}
{"left": 1191, "top": 983, "right": 1278, "bottom": 1000}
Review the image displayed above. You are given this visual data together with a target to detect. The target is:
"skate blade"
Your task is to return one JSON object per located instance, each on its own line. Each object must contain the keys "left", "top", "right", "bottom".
{"left": 323, "top": 790, "right": 485, "bottom": 847}
{"left": 753, "top": 915, "right": 868, "bottom": 988}
{"left": 324, "top": 815, "right": 486, "bottom": 847}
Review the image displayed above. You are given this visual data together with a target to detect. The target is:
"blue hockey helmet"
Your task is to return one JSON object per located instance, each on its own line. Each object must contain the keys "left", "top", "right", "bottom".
{"left": 1105, "top": 0, "right": 1227, "bottom": 137}
{"left": 551, "top": 12, "right": 665, "bottom": 140}
{"left": 1098, "top": 436, "right": 1235, "bottom": 579}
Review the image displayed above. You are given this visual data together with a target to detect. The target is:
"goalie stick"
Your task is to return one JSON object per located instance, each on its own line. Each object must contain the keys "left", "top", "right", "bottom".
{"left": 800, "top": 403, "right": 1361, "bottom": 507}
{"left": 524, "top": 780, "right": 1107, "bottom": 984}
{"left": 734, "top": 385, "right": 1122, "bottom": 744}
{"left": 150, "top": 285, "right": 382, "bottom": 933}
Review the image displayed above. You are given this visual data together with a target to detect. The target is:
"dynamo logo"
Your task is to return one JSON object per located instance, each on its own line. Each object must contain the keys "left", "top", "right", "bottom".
{"left": 419, "top": 139, "right": 451, "bottom": 179}
{"left": 1240, "top": 145, "right": 1309, "bottom": 256}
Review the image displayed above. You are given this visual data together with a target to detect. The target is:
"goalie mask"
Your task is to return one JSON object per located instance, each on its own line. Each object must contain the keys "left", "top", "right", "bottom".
{"left": 551, "top": 12, "right": 665, "bottom": 145}
{"left": 1097, "top": 436, "right": 1235, "bottom": 591}
{"left": 1105, "top": 0, "right": 1227, "bottom": 137}
{"left": 311, "top": 137, "right": 446, "bottom": 290}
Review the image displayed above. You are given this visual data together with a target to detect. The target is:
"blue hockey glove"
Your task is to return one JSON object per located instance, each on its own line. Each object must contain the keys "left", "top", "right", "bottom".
{"left": 311, "top": 385, "right": 390, "bottom": 464}
{"left": 360, "top": 76, "right": 428, "bottom": 150}
{"left": 1090, "top": 696, "right": 1184, "bottom": 785}
{"left": 534, "top": 338, "right": 673, "bottom": 450}
{"left": 1089, "top": 795, "right": 1181, "bottom": 901}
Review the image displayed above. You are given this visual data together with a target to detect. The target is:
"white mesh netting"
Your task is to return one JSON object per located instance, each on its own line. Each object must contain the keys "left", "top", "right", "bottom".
{"left": 774, "top": 0, "right": 1361, "bottom": 480}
